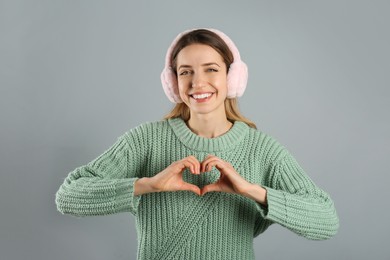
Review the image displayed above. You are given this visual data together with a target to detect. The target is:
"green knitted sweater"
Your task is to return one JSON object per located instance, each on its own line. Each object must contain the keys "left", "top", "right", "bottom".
{"left": 56, "top": 118, "right": 339, "bottom": 260}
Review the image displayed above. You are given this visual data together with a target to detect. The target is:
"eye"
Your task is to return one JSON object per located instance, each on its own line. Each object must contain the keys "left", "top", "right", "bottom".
{"left": 179, "top": 70, "right": 192, "bottom": 76}
{"left": 206, "top": 68, "right": 218, "bottom": 72}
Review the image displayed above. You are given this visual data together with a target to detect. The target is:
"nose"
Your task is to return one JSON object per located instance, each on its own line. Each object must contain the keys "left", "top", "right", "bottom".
{"left": 191, "top": 73, "right": 207, "bottom": 88}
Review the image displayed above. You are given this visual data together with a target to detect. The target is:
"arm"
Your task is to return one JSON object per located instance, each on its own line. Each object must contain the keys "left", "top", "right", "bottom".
{"left": 255, "top": 152, "right": 339, "bottom": 240}
{"left": 200, "top": 153, "right": 339, "bottom": 240}
{"left": 55, "top": 133, "right": 143, "bottom": 217}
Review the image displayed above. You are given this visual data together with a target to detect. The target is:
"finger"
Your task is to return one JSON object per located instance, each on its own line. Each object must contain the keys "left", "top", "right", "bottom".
{"left": 180, "top": 155, "right": 199, "bottom": 174}
{"left": 179, "top": 182, "right": 201, "bottom": 196}
{"left": 201, "top": 183, "right": 221, "bottom": 195}
{"left": 200, "top": 154, "right": 214, "bottom": 172}
{"left": 202, "top": 158, "right": 233, "bottom": 174}
{"left": 201, "top": 155, "right": 220, "bottom": 172}
{"left": 180, "top": 160, "right": 197, "bottom": 174}
{"left": 183, "top": 156, "right": 200, "bottom": 174}
{"left": 188, "top": 156, "right": 201, "bottom": 174}
{"left": 203, "top": 159, "right": 226, "bottom": 173}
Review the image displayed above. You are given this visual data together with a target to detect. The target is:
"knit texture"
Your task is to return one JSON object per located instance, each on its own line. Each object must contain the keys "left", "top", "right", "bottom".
{"left": 56, "top": 118, "right": 339, "bottom": 260}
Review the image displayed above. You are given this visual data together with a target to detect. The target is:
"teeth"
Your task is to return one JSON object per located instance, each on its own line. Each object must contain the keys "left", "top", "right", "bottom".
{"left": 192, "top": 93, "right": 212, "bottom": 99}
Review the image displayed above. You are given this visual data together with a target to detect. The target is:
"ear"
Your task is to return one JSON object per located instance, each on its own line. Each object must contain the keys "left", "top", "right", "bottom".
{"left": 161, "top": 67, "right": 182, "bottom": 103}
{"left": 227, "top": 61, "right": 248, "bottom": 98}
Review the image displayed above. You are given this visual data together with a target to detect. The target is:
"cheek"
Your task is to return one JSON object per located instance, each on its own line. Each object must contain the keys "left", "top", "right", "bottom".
{"left": 177, "top": 81, "right": 189, "bottom": 97}
{"left": 214, "top": 76, "right": 228, "bottom": 92}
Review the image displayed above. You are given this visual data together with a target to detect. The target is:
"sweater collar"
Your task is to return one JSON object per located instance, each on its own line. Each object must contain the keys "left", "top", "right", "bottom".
{"left": 168, "top": 117, "right": 249, "bottom": 152}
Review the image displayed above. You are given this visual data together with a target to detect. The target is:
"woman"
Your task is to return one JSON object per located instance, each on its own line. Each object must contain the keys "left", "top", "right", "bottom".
{"left": 56, "top": 28, "right": 339, "bottom": 260}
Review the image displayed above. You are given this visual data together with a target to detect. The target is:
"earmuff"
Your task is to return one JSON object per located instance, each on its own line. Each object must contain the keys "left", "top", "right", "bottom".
{"left": 160, "top": 28, "right": 248, "bottom": 103}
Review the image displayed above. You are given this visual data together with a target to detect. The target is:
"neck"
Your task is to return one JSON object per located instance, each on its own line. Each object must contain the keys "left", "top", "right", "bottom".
{"left": 187, "top": 113, "right": 233, "bottom": 138}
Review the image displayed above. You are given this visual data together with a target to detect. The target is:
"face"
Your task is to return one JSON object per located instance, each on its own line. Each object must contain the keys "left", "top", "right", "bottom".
{"left": 176, "top": 44, "right": 228, "bottom": 118}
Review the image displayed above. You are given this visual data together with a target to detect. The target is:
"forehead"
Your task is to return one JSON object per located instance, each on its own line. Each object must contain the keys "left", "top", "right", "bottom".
{"left": 176, "top": 44, "right": 224, "bottom": 65}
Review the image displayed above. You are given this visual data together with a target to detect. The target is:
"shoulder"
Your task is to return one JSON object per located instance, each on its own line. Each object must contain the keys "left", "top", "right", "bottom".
{"left": 244, "top": 126, "right": 289, "bottom": 164}
{"left": 245, "top": 126, "right": 281, "bottom": 147}
{"left": 125, "top": 120, "right": 169, "bottom": 134}
{"left": 119, "top": 120, "right": 171, "bottom": 146}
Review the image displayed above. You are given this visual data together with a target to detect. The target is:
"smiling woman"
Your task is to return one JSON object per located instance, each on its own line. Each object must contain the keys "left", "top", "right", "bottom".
{"left": 55, "top": 28, "right": 339, "bottom": 260}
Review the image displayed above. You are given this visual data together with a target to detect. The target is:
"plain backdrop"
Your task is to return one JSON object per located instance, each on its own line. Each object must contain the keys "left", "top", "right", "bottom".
{"left": 1, "top": 0, "right": 389, "bottom": 259}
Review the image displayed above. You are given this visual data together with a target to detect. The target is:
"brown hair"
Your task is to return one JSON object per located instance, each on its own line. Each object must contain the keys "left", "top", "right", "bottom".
{"left": 164, "top": 29, "right": 257, "bottom": 129}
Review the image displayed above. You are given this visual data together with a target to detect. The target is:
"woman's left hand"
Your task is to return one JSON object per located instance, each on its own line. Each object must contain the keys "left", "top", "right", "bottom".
{"left": 201, "top": 155, "right": 268, "bottom": 205}
{"left": 201, "top": 155, "right": 251, "bottom": 196}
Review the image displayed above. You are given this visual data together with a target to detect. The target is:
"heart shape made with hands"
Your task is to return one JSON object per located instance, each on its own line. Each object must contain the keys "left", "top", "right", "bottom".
{"left": 174, "top": 155, "right": 244, "bottom": 196}
{"left": 153, "top": 155, "right": 247, "bottom": 196}
{"left": 178, "top": 155, "right": 225, "bottom": 191}
{"left": 182, "top": 167, "right": 221, "bottom": 189}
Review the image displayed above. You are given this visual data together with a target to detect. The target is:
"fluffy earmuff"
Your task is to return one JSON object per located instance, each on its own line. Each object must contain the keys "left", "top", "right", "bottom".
{"left": 161, "top": 28, "right": 248, "bottom": 103}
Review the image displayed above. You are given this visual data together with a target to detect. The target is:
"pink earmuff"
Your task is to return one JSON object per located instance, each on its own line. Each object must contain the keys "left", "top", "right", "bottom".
{"left": 161, "top": 28, "right": 248, "bottom": 103}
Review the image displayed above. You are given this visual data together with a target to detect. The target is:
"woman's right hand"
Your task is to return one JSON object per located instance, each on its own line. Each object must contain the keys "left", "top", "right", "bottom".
{"left": 134, "top": 156, "right": 201, "bottom": 196}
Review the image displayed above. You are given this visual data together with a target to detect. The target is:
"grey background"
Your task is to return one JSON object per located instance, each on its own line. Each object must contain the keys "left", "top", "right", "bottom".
{"left": 1, "top": 0, "right": 389, "bottom": 259}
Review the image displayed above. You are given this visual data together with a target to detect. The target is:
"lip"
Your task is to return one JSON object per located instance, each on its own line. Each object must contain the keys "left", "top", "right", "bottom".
{"left": 189, "top": 92, "right": 215, "bottom": 103}
{"left": 189, "top": 91, "right": 215, "bottom": 96}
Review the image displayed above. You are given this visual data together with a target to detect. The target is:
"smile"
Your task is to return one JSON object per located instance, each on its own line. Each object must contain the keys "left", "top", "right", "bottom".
{"left": 190, "top": 93, "right": 214, "bottom": 102}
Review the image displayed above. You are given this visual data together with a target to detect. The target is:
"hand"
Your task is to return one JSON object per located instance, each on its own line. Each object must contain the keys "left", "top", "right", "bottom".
{"left": 200, "top": 155, "right": 252, "bottom": 196}
{"left": 147, "top": 156, "right": 201, "bottom": 195}
{"left": 134, "top": 155, "right": 267, "bottom": 205}
{"left": 200, "top": 155, "right": 268, "bottom": 205}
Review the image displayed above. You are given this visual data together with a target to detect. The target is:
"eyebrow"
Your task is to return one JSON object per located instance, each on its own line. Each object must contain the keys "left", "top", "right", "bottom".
{"left": 178, "top": 62, "right": 221, "bottom": 70}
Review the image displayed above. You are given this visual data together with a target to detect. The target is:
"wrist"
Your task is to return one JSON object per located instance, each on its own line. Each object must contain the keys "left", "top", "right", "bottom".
{"left": 242, "top": 183, "right": 268, "bottom": 206}
{"left": 134, "top": 177, "right": 157, "bottom": 196}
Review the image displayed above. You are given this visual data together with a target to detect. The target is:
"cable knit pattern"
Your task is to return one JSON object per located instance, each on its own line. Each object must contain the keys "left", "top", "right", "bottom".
{"left": 56, "top": 118, "right": 339, "bottom": 259}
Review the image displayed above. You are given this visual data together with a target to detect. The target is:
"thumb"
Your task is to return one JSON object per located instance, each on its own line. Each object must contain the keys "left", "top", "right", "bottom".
{"left": 201, "top": 183, "right": 220, "bottom": 196}
{"left": 179, "top": 182, "right": 201, "bottom": 196}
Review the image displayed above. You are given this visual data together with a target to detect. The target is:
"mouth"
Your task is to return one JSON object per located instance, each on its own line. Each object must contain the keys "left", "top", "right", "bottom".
{"left": 190, "top": 92, "right": 214, "bottom": 102}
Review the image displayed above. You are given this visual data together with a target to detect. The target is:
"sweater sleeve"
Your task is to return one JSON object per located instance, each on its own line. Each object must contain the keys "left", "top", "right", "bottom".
{"left": 55, "top": 130, "right": 145, "bottom": 217}
{"left": 255, "top": 151, "right": 339, "bottom": 240}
